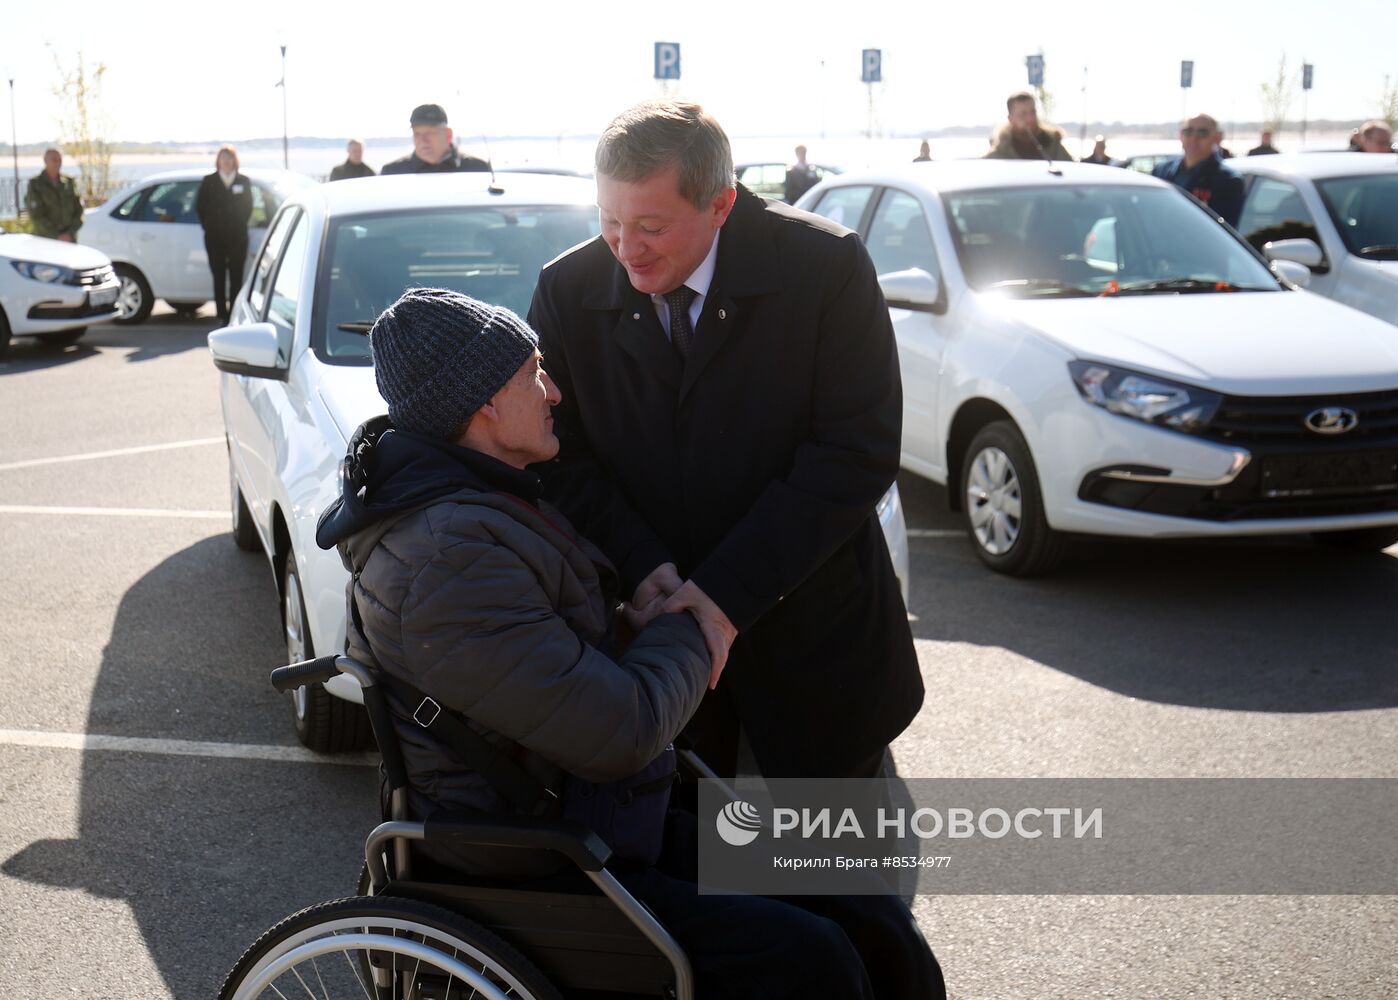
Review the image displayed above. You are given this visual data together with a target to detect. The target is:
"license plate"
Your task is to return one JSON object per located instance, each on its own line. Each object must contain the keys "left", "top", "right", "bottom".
{"left": 1260, "top": 451, "right": 1398, "bottom": 498}
{"left": 90, "top": 286, "right": 118, "bottom": 307}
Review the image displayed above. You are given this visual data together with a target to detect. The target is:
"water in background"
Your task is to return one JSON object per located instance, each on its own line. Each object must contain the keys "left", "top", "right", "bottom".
{"left": 2, "top": 130, "right": 1357, "bottom": 213}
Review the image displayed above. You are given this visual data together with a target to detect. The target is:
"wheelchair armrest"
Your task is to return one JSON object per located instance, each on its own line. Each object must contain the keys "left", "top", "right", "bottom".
{"left": 423, "top": 809, "right": 613, "bottom": 872}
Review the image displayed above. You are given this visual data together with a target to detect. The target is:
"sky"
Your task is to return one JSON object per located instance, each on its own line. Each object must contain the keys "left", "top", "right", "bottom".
{"left": 4, "top": 0, "right": 1396, "bottom": 146}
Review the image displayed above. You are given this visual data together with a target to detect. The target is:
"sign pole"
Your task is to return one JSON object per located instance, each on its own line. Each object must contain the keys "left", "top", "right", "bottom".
{"left": 8, "top": 78, "right": 19, "bottom": 223}
{"left": 861, "top": 49, "right": 882, "bottom": 141}
{"left": 1301, "top": 62, "right": 1313, "bottom": 149}
{"left": 278, "top": 46, "right": 289, "bottom": 170}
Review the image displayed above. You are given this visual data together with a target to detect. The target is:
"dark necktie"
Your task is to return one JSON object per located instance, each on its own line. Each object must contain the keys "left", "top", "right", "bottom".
{"left": 665, "top": 285, "right": 697, "bottom": 359}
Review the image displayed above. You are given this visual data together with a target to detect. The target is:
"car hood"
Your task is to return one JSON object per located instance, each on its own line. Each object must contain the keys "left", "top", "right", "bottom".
{"left": 989, "top": 291, "right": 1398, "bottom": 394}
{"left": 0, "top": 233, "right": 111, "bottom": 270}
{"left": 316, "top": 365, "right": 387, "bottom": 447}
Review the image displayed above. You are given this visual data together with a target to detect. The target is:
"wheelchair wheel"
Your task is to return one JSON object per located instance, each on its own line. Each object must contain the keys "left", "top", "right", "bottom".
{"left": 219, "top": 895, "right": 563, "bottom": 1000}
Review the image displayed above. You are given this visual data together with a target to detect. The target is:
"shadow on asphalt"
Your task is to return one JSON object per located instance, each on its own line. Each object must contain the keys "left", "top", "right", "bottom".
{"left": 897, "top": 471, "right": 1398, "bottom": 713}
{"left": 0, "top": 314, "right": 213, "bottom": 373}
{"left": 2, "top": 535, "right": 376, "bottom": 996}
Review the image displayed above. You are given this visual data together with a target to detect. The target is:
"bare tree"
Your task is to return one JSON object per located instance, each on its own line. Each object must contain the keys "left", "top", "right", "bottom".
{"left": 1259, "top": 54, "right": 1296, "bottom": 136}
{"left": 50, "top": 48, "right": 114, "bottom": 206}
{"left": 1380, "top": 75, "right": 1398, "bottom": 128}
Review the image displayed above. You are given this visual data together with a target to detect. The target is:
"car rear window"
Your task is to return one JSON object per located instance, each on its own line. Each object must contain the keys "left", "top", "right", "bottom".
{"left": 314, "top": 206, "right": 599, "bottom": 365}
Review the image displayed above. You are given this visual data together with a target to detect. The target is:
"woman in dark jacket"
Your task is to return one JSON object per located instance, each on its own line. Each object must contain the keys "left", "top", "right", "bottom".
{"left": 195, "top": 144, "right": 253, "bottom": 322}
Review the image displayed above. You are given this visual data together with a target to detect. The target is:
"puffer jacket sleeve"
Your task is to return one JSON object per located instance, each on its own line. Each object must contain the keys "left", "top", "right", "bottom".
{"left": 389, "top": 518, "right": 710, "bottom": 784}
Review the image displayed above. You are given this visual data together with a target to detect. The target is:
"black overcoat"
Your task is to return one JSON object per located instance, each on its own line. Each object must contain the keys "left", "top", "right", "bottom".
{"left": 195, "top": 172, "right": 253, "bottom": 245}
{"left": 528, "top": 186, "right": 924, "bottom": 779}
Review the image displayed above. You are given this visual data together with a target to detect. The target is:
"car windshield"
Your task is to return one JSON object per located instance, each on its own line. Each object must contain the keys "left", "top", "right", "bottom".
{"left": 1315, "top": 174, "right": 1398, "bottom": 259}
{"left": 944, "top": 184, "right": 1278, "bottom": 297}
{"left": 315, "top": 205, "right": 599, "bottom": 364}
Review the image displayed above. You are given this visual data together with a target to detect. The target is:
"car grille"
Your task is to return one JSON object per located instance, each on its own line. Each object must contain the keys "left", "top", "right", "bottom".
{"left": 1204, "top": 389, "right": 1398, "bottom": 445}
{"left": 77, "top": 265, "right": 115, "bottom": 288}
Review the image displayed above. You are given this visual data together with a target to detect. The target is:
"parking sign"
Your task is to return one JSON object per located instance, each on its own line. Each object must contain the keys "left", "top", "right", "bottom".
{"left": 1026, "top": 54, "right": 1044, "bottom": 88}
{"left": 654, "top": 42, "right": 681, "bottom": 81}
{"left": 1180, "top": 60, "right": 1194, "bottom": 89}
{"left": 1302, "top": 63, "right": 1314, "bottom": 90}
{"left": 862, "top": 49, "right": 881, "bottom": 84}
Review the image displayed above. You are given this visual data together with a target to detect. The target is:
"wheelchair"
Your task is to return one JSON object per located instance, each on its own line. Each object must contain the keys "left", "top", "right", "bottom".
{"left": 219, "top": 653, "right": 726, "bottom": 1000}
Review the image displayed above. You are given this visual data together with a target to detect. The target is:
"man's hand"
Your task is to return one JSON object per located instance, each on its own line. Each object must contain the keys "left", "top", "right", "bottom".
{"left": 630, "top": 562, "right": 682, "bottom": 626}
{"left": 663, "top": 580, "right": 737, "bottom": 690}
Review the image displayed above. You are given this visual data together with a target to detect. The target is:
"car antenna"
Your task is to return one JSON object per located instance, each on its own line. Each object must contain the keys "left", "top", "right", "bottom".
{"left": 482, "top": 133, "right": 504, "bottom": 194}
{"left": 1031, "top": 132, "right": 1063, "bottom": 177}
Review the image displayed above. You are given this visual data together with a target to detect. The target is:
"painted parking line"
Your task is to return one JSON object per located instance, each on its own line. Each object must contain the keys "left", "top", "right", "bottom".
{"left": 0, "top": 437, "right": 223, "bottom": 473}
{"left": 0, "top": 727, "right": 377, "bottom": 766}
{"left": 0, "top": 505, "right": 226, "bottom": 519}
{"left": 906, "top": 529, "right": 964, "bottom": 539}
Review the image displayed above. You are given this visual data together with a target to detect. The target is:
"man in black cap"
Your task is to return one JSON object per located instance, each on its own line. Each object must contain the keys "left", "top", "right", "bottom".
{"left": 380, "top": 103, "right": 491, "bottom": 174}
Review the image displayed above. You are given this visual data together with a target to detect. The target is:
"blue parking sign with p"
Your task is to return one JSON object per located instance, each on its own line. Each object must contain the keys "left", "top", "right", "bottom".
{"left": 654, "top": 42, "right": 681, "bottom": 80}
{"left": 1026, "top": 54, "right": 1044, "bottom": 88}
{"left": 1302, "top": 63, "right": 1313, "bottom": 90}
{"left": 862, "top": 49, "right": 881, "bottom": 84}
{"left": 1180, "top": 60, "right": 1194, "bottom": 89}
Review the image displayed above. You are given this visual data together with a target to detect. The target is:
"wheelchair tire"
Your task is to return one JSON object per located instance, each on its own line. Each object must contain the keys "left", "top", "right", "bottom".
{"left": 218, "top": 895, "right": 563, "bottom": 1000}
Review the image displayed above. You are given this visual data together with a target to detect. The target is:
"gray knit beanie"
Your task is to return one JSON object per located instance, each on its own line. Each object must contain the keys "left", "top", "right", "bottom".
{"left": 370, "top": 287, "right": 539, "bottom": 439}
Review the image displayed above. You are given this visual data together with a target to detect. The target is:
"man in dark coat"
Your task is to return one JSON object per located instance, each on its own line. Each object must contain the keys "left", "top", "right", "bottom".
{"left": 329, "top": 138, "right": 375, "bottom": 180}
{"left": 318, "top": 287, "right": 942, "bottom": 1000}
{"left": 380, "top": 103, "right": 491, "bottom": 175}
{"left": 528, "top": 100, "right": 924, "bottom": 785}
{"left": 1153, "top": 113, "right": 1245, "bottom": 227}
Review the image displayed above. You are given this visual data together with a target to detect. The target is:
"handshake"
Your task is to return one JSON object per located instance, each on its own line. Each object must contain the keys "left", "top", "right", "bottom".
{"left": 622, "top": 562, "right": 736, "bottom": 690}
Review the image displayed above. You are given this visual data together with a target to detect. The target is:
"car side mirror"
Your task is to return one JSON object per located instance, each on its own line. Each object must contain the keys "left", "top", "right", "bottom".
{"left": 1269, "top": 259, "right": 1312, "bottom": 289}
{"left": 878, "top": 267, "right": 943, "bottom": 313}
{"left": 1263, "top": 238, "right": 1324, "bottom": 269}
{"left": 208, "top": 322, "right": 288, "bottom": 380}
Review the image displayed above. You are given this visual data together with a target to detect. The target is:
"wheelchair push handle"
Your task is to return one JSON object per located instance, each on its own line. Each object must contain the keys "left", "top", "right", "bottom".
{"left": 270, "top": 654, "right": 342, "bottom": 693}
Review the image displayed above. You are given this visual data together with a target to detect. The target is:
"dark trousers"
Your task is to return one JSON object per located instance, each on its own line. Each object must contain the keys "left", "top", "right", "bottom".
{"left": 205, "top": 234, "right": 247, "bottom": 319}
{"left": 618, "top": 869, "right": 946, "bottom": 1000}
{"left": 618, "top": 810, "right": 946, "bottom": 1000}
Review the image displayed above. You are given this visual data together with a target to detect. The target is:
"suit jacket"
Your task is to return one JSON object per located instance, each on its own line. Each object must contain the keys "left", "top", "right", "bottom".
{"left": 195, "top": 172, "right": 253, "bottom": 244}
{"left": 528, "top": 186, "right": 924, "bottom": 778}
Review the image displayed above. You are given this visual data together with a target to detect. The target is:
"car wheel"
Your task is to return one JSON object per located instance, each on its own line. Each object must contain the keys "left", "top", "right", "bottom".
{"left": 170, "top": 301, "right": 204, "bottom": 318}
{"left": 283, "top": 554, "right": 371, "bottom": 752}
{"left": 112, "top": 264, "right": 154, "bottom": 325}
{"left": 1312, "top": 526, "right": 1398, "bottom": 552}
{"left": 961, "top": 421, "right": 1067, "bottom": 576}
{"left": 228, "top": 451, "right": 259, "bottom": 552}
{"left": 36, "top": 327, "right": 85, "bottom": 349}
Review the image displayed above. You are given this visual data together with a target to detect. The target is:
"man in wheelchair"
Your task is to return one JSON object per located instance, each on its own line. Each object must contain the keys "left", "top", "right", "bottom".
{"left": 313, "top": 287, "right": 945, "bottom": 999}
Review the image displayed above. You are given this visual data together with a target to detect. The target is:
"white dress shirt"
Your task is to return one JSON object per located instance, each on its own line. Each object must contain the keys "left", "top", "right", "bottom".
{"left": 651, "top": 231, "right": 720, "bottom": 342}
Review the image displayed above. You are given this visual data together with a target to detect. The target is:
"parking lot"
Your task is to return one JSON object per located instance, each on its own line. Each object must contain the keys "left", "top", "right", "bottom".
{"left": 1, "top": 311, "right": 1395, "bottom": 998}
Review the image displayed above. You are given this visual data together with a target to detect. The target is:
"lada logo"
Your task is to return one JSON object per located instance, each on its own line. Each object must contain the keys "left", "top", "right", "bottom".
{"left": 1304, "top": 407, "right": 1359, "bottom": 435}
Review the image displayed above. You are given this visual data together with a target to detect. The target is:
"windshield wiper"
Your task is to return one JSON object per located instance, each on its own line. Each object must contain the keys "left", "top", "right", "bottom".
{"left": 984, "top": 278, "right": 1095, "bottom": 297}
{"left": 336, "top": 321, "right": 375, "bottom": 334}
{"left": 1356, "top": 245, "right": 1398, "bottom": 260}
{"left": 1100, "top": 278, "right": 1268, "bottom": 296}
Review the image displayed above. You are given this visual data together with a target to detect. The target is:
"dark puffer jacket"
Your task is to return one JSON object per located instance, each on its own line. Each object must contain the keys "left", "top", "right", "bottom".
{"left": 316, "top": 417, "right": 709, "bottom": 829}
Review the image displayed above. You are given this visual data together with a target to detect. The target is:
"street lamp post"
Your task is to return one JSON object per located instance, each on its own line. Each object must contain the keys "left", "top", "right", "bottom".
{"left": 9, "top": 78, "right": 19, "bottom": 223}
{"left": 279, "top": 46, "right": 289, "bottom": 170}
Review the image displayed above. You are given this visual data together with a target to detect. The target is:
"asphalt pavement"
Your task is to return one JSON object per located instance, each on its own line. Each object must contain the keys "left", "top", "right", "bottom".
{"left": 0, "top": 308, "right": 1394, "bottom": 998}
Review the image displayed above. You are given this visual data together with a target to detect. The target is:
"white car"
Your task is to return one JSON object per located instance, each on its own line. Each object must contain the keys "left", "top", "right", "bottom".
{"left": 207, "top": 171, "right": 912, "bottom": 751}
{"left": 798, "top": 160, "right": 1398, "bottom": 575}
{"left": 81, "top": 168, "right": 312, "bottom": 324}
{"left": 1231, "top": 153, "right": 1398, "bottom": 326}
{"left": 0, "top": 233, "right": 120, "bottom": 356}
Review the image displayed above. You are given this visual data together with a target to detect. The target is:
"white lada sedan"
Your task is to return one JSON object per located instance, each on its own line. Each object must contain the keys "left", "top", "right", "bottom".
{"left": 209, "top": 172, "right": 912, "bottom": 750}
{"left": 0, "top": 233, "right": 119, "bottom": 355}
{"left": 799, "top": 160, "right": 1398, "bottom": 575}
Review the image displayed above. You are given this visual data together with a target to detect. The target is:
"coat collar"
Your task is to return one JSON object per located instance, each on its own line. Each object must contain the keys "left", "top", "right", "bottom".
{"left": 580, "top": 185, "right": 784, "bottom": 397}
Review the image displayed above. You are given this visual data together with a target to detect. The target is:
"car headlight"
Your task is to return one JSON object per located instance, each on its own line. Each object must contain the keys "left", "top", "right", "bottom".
{"left": 11, "top": 260, "right": 78, "bottom": 284}
{"left": 1068, "top": 361, "right": 1221, "bottom": 434}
